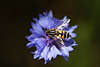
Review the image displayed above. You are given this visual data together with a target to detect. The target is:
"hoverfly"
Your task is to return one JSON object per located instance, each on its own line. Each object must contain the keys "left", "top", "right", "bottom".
{"left": 46, "top": 18, "right": 71, "bottom": 46}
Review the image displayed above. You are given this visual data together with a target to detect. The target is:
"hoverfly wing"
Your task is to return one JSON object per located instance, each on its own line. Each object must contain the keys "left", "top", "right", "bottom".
{"left": 56, "top": 19, "right": 70, "bottom": 30}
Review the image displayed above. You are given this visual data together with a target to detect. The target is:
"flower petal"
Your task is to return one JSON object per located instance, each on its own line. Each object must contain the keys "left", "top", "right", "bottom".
{"left": 39, "top": 13, "right": 43, "bottom": 18}
{"left": 26, "top": 41, "right": 35, "bottom": 48}
{"left": 34, "top": 50, "right": 39, "bottom": 59}
{"left": 35, "top": 38, "right": 46, "bottom": 48}
{"left": 26, "top": 34, "right": 40, "bottom": 41}
{"left": 48, "top": 10, "right": 53, "bottom": 17}
{"left": 63, "top": 56, "right": 68, "bottom": 61}
{"left": 68, "top": 46, "right": 74, "bottom": 51}
{"left": 31, "top": 22, "right": 45, "bottom": 36}
{"left": 47, "top": 45, "right": 62, "bottom": 61}
{"left": 41, "top": 46, "right": 50, "bottom": 64}
{"left": 39, "top": 17, "right": 54, "bottom": 29}
{"left": 51, "top": 45, "right": 62, "bottom": 58}
{"left": 64, "top": 38, "right": 75, "bottom": 47}
{"left": 68, "top": 25, "right": 78, "bottom": 33}
{"left": 60, "top": 46, "right": 69, "bottom": 57}
{"left": 70, "top": 33, "right": 77, "bottom": 38}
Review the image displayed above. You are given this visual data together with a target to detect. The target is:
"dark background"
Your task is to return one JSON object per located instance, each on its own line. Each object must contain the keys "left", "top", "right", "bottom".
{"left": 0, "top": 0, "right": 100, "bottom": 67}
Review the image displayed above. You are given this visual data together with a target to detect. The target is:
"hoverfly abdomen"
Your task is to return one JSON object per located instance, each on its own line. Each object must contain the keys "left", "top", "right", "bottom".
{"left": 55, "top": 30, "right": 67, "bottom": 39}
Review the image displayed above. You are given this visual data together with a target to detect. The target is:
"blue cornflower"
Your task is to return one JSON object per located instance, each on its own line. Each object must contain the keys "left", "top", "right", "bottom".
{"left": 26, "top": 10, "right": 78, "bottom": 64}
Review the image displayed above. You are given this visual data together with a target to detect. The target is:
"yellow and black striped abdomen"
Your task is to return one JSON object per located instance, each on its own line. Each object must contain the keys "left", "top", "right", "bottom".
{"left": 56, "top": 30, "right": 67, "bottom": 39}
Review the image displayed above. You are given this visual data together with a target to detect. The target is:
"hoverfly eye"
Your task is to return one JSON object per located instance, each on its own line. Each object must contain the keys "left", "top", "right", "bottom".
{"left": 46, "top": 30, "right": 50, "bottom": 35}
